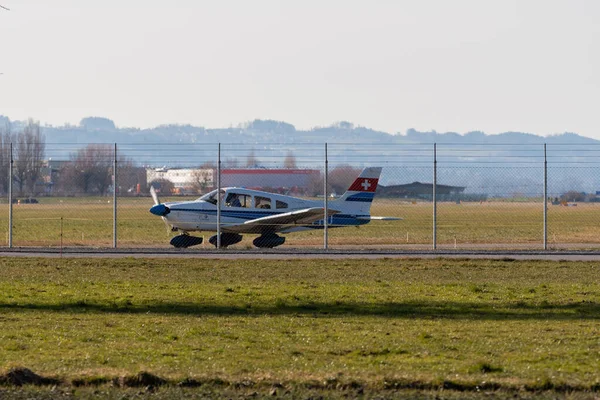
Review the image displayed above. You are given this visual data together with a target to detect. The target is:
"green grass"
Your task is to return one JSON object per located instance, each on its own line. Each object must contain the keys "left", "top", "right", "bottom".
{"left": 1, "top": 197, "right": 600, "bottom": 249}
{"left": 0, "top": 257, "right": 598, "bottom": 398}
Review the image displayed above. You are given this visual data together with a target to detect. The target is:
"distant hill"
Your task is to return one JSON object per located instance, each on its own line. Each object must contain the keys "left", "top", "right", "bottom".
{"left": 2, "top": 115, "right": 597, "bottom": 146}
{"left": 3, "top": 115, "right": 600, "bottom": 195}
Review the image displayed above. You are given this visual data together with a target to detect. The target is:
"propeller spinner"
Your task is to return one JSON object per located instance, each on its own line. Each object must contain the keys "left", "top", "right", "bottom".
{"left": 149, "top": 186, "right": 170, "bottom": 216}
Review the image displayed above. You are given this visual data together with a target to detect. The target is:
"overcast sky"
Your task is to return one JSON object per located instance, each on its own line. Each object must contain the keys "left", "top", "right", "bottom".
{"left": 1, "top": 0, "right": 599, "bottom": 137}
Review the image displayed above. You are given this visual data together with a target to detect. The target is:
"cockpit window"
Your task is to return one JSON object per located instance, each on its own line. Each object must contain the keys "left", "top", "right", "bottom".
{"left": 226, "top": 192, "right": 250, "bottom": 208}
{"left": 255, "top": 196, "right": 272, "bottom": 209}
{"left": 276, "top": 200, "right": 288, "bottom": 209}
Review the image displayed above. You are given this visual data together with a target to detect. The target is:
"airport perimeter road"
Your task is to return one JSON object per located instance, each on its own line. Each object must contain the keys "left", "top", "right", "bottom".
{"left": 2, "top": 248, "right": 600, "bottom": 261}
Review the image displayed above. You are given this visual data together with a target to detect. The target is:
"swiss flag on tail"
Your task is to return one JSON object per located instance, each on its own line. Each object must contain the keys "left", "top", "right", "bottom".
{"left": 348, "top": 178, "right": 379, "bottom": 192}
{"left": 337, "top": 167, "right": 382, "bottom": 208}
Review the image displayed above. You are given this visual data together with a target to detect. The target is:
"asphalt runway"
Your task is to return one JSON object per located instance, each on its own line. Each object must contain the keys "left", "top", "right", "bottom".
{"left": 2, "top": 247, "right": 600, "bottom": 261}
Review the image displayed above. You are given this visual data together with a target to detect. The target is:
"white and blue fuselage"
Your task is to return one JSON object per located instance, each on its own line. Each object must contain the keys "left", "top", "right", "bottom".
{"left": 149, "top": 167, "right": 395, "bottom": 248}
{"left": 152, "top": 188, "right": 372, "bottom": 233}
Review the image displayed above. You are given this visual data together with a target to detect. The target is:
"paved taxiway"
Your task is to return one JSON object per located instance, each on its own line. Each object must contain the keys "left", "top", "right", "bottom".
{"left": 2, "top": 248, "right": 600, "bottom": 261}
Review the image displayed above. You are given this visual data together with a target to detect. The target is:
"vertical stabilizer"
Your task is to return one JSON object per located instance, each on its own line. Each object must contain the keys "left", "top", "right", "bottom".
{"left": 334, "top": 167, "right": 382, "bottom": 214}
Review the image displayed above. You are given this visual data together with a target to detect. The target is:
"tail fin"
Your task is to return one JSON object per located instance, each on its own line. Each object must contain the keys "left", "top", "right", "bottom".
{"left": 334, "top": 167, "right": 382, "bottom": 214}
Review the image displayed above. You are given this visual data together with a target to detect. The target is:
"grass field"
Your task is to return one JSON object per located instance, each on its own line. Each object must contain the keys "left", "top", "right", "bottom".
{"left": 1, "top": 197, "right": 600, "bottom": 249}
{"left": 0, "top": 257, "right": 598, "bottom": 398}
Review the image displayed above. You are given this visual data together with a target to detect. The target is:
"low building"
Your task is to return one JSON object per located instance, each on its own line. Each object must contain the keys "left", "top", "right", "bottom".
{"left": 146, "top": 168, "right": 320, "bottom": 195}
{"left": 377, "top": 181, "right": 465, "bottom": 200}
{"left": 146, "top": 168, "right": 215, "bottom": 194}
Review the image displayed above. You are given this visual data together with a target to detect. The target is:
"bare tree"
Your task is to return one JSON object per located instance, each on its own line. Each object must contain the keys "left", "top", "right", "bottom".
{"left": 25, "top": 121, "right": 45, "bottom": 194}
{"left": 305, "top": 166, "right": 361, "bottom": 197}
{"left": 306, "top": 171, "right": 325, "bottom": 197}
{"left": 13, "top": 120, "right": 45, "bottom": 196}
{"left": 118, "top": 164, "right": 147, "bottom": 195}
{"left": 329, "top": 165, "right": 362, "bottom": 195}
{"left": 13, "top": 134, "right": 29, "bottom": 196}
{"left": 191, "top": 162, "right": 215, "bottom": 193}
{"left": 200, "top": 161, "right": 216, "bottom": 168}
{"left": 148, "top": 178, "right": 174, "bottom": 195}
{"left": 64, "top": 144, "right": 113, "bottom": 195}
{"left": 283, "top": 151, "right": 297, "bottom": 169}
{"left": 246, "top": 149, "right": 258, "bottom": 167}
{"left": 560, "top": 191, "right": 586, "bottom": 202}
{"left": 0, "top": 120, "right": 13, "bottom": 194}
{"left": 224, "top": 158, "right": 239, "bottom": 168}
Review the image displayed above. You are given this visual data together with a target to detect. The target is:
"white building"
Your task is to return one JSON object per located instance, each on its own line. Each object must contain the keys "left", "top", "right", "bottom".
{"left": 146, "top": 167, "right": 214, "bottom": 194}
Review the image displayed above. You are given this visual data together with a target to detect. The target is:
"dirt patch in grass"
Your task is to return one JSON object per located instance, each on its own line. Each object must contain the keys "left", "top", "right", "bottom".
{"left": 118, "top": 371, "right": 167, "bottom": 388}
{"left": 0, "top": 368, "right": 60, "bottom": 386}
{"left": 1, "top": 367, "right": 599, "bottom": 398}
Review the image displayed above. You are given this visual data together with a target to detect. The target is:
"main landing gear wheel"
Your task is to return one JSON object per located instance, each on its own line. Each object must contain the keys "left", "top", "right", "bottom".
{"left": 253, "top": 233, "right": 285, "bottom": 248}
{"left": 170, "top": 234, "right": 203, "bottom": 248}
{"left": 209, "top": 233, "right": 243, "bottom": 248}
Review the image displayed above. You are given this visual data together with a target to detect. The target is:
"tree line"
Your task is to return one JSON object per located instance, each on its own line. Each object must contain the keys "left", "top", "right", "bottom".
{"left": 0, "top": 120, "right": 143, "bottom": 197}
{"left": 0, "top": 119, "right": 45, "bottom": 196}
{"left": 0, "top": 119, "right": 362, "bottom": 198}
{"left": 54, "top": 144, "right": 143, "bottom": 197}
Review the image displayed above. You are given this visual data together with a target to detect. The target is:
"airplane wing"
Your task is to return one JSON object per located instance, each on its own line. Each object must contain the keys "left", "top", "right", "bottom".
{"left": 356, "top": 216, "right": 403, "bottom": 221}
{"left": 222, "top": 207, "right": 340, "bottom": 234}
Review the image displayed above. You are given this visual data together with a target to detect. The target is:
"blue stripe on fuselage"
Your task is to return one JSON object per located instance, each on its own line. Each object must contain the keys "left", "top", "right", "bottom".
{"left": 173, "top": 208, "right": 278, "bottom": 220}
{"left": 345, "top": 192, "right": 374, "bottom": 202}
{"left": 169, "top": 208, "right": 370, "bottom": 226}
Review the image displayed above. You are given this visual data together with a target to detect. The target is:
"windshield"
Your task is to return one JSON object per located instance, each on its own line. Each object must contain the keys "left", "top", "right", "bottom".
{"left": 198, "top": 189, "right": 224, "bottom": 205}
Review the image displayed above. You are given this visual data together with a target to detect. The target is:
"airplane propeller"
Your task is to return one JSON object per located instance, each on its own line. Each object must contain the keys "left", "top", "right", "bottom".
{"left": 149, "top": 186, "right": 170, "bottom": 216}
{"left": 150, "top": 185, "right": 160, "bottom": 206}
{"left": 149, "top": 186, "right": 172, "bottom": 234}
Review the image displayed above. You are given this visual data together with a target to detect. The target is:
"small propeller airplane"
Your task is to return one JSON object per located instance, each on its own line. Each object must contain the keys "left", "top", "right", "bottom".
{"left": 149, "top": 167, "right": 400, "bottom": 248}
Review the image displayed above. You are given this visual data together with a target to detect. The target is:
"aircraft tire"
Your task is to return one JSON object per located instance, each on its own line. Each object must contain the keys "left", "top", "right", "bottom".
{"left": 209, "top": 233, "right": 243, "bottom": 248}
{"left": 253, "top": 234, "right": 285, "bottom": 248}
{"left": 170, "top": 234, "right": 203, "bottom": 248}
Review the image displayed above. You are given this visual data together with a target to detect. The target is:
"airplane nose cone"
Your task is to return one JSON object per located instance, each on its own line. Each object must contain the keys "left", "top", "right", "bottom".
{"left": 149, "top": 204, "right": 170, "bottom": 216}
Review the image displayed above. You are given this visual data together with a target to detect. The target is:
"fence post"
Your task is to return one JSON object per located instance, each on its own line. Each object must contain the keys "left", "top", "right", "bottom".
{"left": 8, "top": 143, "right": 12, "bottom": 248}
{"left": 113, "top": 143, "right": 117, "bottom": 248}
{"left": 324, "top": 143, "right": 328, "bottom": 250}
{"left": 543, "top": 143, "right": 547, "bottom": 250}
{"left": 217, "top": 143, "right": 221, "bottom": 249}
{"left": 433, "top": 143, "right": 437, "bottom": 250}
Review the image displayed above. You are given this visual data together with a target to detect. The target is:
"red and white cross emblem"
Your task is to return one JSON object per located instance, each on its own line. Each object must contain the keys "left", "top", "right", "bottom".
{"left": 349, "top": 177, "right": 378, "bottom": 192}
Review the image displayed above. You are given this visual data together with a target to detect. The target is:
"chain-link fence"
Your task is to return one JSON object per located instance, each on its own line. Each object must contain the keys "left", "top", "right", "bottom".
{"left": 1, "top": 142, "right": 600, "bottom": 250}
